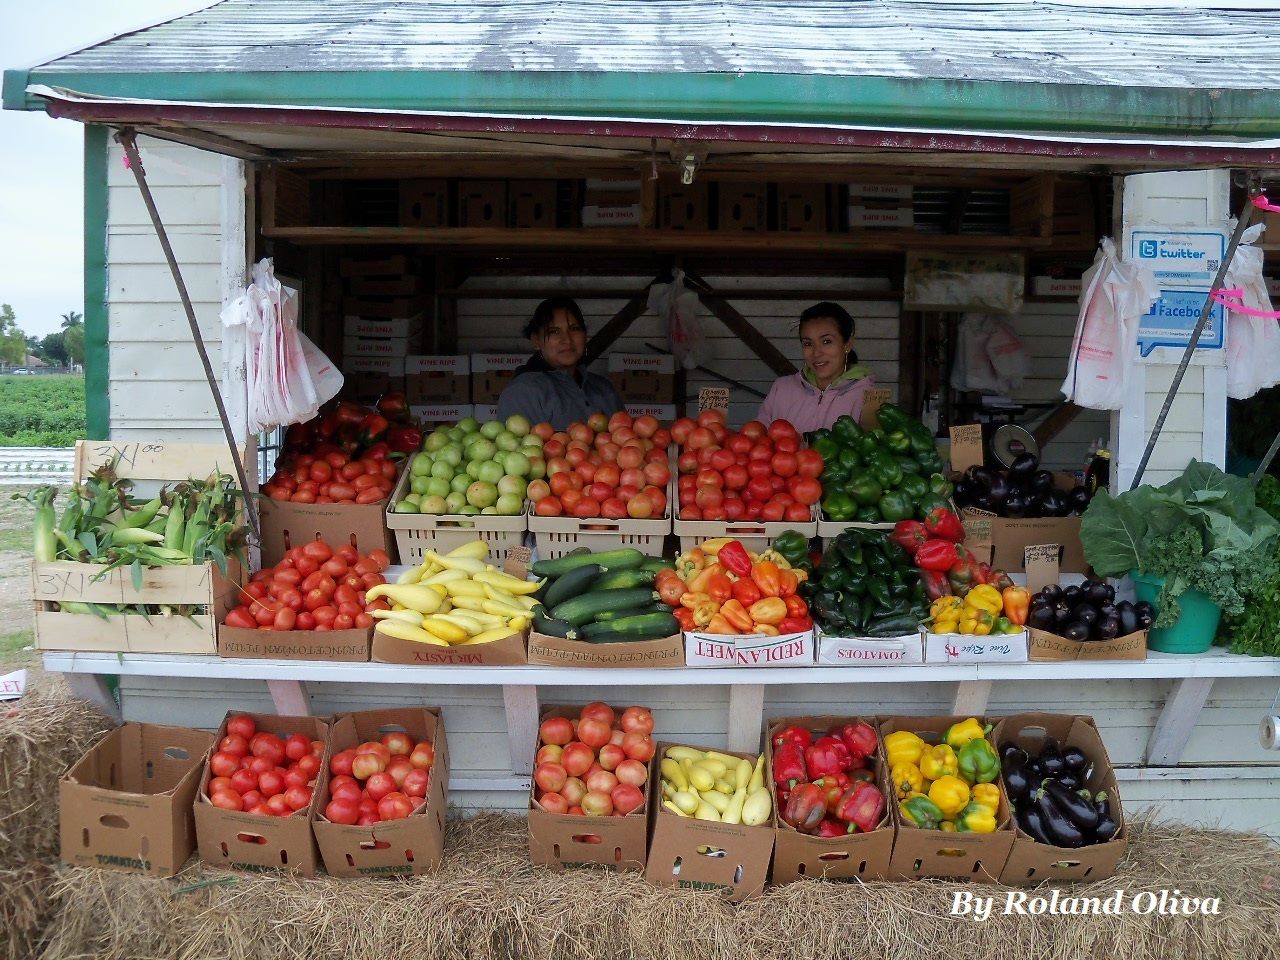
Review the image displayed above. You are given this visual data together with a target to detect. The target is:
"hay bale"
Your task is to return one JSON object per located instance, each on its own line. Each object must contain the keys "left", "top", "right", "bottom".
{"left": 0, "top": 689, "right": 114, "bottom": 869}
{"left": 0, "top": 862, "right": 57, "bottom": 960}
{"left": 35, "top": 814, "right": 1280, "bottom": 960}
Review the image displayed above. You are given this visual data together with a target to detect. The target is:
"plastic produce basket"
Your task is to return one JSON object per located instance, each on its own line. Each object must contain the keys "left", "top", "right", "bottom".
{"left": 674, "top": 511, "right": 817, "bottom": 553}
{"left": 816, "top": 516, "right": 895, "bottom": 548}
{"left": 384, "top": 466, "right": 527, "bottom": 563}
{"left": 528, "top": 514, "right": 671, "bottom": 560}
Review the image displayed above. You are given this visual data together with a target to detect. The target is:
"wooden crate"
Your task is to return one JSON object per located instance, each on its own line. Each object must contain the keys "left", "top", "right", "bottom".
{"left": 384, "top": 467, "right": 527, "bottom": 563}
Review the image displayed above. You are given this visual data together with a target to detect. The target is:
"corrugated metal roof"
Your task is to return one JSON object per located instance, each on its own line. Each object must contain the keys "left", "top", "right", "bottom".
{"left": 27, "top": 0, "right": 1280, "bottom": 90}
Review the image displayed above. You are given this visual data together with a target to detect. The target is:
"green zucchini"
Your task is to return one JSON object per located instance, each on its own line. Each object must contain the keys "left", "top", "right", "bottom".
{"left": 592, "top": 568, "right": 655, "bottom": 591}
{"left": 542, "top": 564, "right": 602, "bottom": 609}
{"left": 639, "top": 557, "right": 675, "bottom": 574}
{"left": 531, "top": 547, "right": 646, "bottom": 579}
{"left": 592, "top": 600, "right": 669, "bottom": 623}
{"left": 550, "top": 588, "right": 661, "bottom": 627}
{"left": 532, "top": 607, "right": 579, "bottom": 640}
{"left": 581, "top": 612, "right": 681, "bottom": 642}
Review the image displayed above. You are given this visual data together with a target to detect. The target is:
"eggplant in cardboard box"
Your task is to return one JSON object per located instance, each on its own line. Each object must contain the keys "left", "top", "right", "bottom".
{"left": 644, "top": 742, "right": 774, "bottom": 903}
{"left": 60, "top": 722, "right": 214, "bottom": 877}
{"left": 993, "top": 713, "right": 1127, "bottom": 886}
{"left": 313, "top": 708, "right": 449, "bottom": 877}
{"left": 194, "top": 711, "right": 329, "bottom": 877}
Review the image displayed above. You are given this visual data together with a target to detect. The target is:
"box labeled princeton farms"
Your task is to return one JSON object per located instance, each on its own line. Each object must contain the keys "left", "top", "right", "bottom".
{"left": 60, "top": 722, "right": 214, "bottom": 877}
{"left": 406, "top": 355, "right": 470, "bottom": 404}
{"left": 194, "top": 711, "right": 330, "bottom": 876}
{"left": 217, "top": 623, "right": 371, "bottom": 662}
{"left": 880, "top": 715, "right": 1013, "bottom": 883}
{"left": 767, "top": 716, "right": 894, "bottom": 884}
{"left": 644, "top": 742, "right": 773, "bottom": 902}
{"left": 607, "top": 353, "right": 676, "bottom": 403}
{"left": 313, "top": 708, "right": 450, "bottom": 877}
{"left": 528, "top": 704, "right": 653, "bottom": 872}
{"left": 527, "top": 630, "right": 684, "bottom": 668}
{"left": 471, "top": 354, "right": 528, "bottom": 403}
{"left": 993, "top": 713, "right": 1127, "bottom": 885}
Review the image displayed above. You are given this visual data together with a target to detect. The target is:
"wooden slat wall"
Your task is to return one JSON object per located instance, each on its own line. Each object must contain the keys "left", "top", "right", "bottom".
{"left": 105, "top": 137, "right": 230, "bottom": 444}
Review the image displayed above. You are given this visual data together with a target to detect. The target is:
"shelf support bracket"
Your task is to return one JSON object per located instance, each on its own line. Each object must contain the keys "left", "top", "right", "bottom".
{"left": 1146, "top": 677, "right": 1214, "bottom": 765}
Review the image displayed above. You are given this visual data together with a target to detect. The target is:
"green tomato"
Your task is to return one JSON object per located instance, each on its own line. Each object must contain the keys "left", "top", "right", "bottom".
{"left": 502, "top": 451, "right": 531, "bottom": 478}
{"left": 425, "top": 477, "right": 452, "bottom": 499}
{"left": 450, "top": 473, "right": 472, "bottom": 494}
{"left": 455, "top": 417, "right": 480, "bottom": 435}
{"left": 444, "top": 491, "right": 467, "bottom": 513}
{"left": 423, "top": 430, "right": 451, "bottom": 453}
{"left": 429, "top": 459, "right": 455, "bottom": 481}
{"left": 409, "top": 453, "right": 434, "bottom": 477}
{"left": 497, "top": 475, "right": 527, "bottom": 499}
{"left": 495, "top": 493, "right": 523, "bottom": 515}
{"left": 479, "top": 420, "right": 505, "bottom": 440}
{"left": 495, "top": 431, "right": 520, "bottom": 452}
{"left": 505, "top": 414, "right": 531, "bottom": 438}
{"left": 467, "top": 438, "right": 497, "bottom": 462}
{"left": 392, "top": 500, "right": 420, "bottom": 514}
{"left": 409, "top": 475, "right": 432, "bottom": 496}
{"left": 419, "top": 495, "right": 448, "bottom": 515}
{"left": 477, "top": 460, "right": 505, "bottom": 485}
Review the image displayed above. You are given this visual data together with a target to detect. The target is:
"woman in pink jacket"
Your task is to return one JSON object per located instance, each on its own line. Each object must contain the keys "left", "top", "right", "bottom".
{"left": 757, "top": 302, "right": 875, "bottom": 434}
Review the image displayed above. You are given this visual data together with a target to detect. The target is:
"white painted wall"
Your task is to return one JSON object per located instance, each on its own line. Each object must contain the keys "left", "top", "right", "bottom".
{"left": 105, "top": 136, "right": 245, "bottom": 443}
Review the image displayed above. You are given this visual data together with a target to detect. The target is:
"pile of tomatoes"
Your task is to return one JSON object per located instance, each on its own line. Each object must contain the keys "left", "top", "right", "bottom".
{"left": 222, "top": 539, "right": 392, "bottom": 632}
{"left": 673, "top": 412, "right": 823, "bottom": 522}
{"left": 528, "top": 411, "right": 671, "bottom": 521}
{"left": 262, "top": 450, "right": 400, "bottom": 505}
{"left": 205, "top": 714, "right": 324, "bottom": 817}
{"left": 323, "top": 733, "right": 436, "bottom": 826}
{"left": 533, "top": 702, "right": 655, "bottom": 818}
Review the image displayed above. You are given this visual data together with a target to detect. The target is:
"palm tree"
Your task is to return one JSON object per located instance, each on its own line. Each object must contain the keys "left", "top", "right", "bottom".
{"left": 60, "top": 311, "right": 83, "bottom": 330}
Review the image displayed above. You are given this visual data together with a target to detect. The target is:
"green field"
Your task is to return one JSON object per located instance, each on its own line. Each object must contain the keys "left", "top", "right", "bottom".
{"left": 0, "top": 374, "right": 86, "bottom": 447}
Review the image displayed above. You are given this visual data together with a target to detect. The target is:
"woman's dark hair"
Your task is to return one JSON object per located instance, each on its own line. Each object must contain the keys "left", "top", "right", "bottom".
{"left": 799, "top": 301, "right": 858, "bottom": 364}
{"left": 523, "top": 296, "right": 587, "bottom": 339}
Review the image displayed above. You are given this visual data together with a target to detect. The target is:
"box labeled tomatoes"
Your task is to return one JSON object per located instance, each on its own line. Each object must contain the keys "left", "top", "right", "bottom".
{"left": 60, "top": 722, "right": 214, "bottom": 877}
{"left": 313, "top": 708, "right": 450, "bottom": 877}
{"left": 528, "top": 703, "right": 656, "bottom": 873}
{"left": 194, "top": 711, "right": 330, "bottom": 877}
{"left": 766, "top": 716, "right": 894, "bottom": 885}
{"left": 644, "top": 741, "right": 774, "bottom": 902}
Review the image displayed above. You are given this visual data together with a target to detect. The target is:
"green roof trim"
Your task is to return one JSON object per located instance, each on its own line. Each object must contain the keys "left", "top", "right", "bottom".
{"left": 6, "top": 68, "right": 1280, "bottom": 139}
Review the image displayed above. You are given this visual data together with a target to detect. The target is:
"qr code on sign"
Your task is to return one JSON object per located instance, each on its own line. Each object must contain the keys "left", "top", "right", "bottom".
{"left": 1207, "top": 259, "right": 1219, "bottom": 272}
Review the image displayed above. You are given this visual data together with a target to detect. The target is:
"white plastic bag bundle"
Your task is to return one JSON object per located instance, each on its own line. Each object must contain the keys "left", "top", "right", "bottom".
{"left": 1060, "top": 238, "right": 1159, "bottom": 410}
{"left": 646, "top": 268, "right": 706, "bottom": 370}
{"left": 221, "top": 258, "right": 343, "bottom": 433}
{"left": 1222, "top": 223, "right": 1280, "bottom": 400}
{"left": 949, "top": 314, "right": 1031, "bottom": 394}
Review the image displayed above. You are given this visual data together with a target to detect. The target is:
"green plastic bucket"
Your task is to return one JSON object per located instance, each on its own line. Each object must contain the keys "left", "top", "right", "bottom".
{"left": 1131, "top": 571, "right": 1221, "bottom": 654}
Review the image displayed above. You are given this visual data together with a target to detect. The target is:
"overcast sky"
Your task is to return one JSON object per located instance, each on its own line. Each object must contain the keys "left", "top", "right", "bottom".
{"left": 0, "top": 1, "right": 207, "bottom": 340}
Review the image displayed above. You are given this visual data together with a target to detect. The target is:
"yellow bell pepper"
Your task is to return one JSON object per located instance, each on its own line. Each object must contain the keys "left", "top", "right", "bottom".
{"left": 971, "top": 782, "right": 1001, "bottom": 815}
{"left": 930, "top": 596, "right": 963, "bottom": 620}
{"left": 958, "top": 609, "right": 995, "bottom": 636}
{"left": 884, "top": 730, "right": 927, "bottom": 768}
{"left": 932, "top": 616, "right": 961, "bottom": 635}
{"left": 928, "top": 774, "right": 970, "bottom": 818}
{"left": 920, "top": 744, "right": 959, "bottom": 781}
{"left": 956, "top": 802, "right": 998, "bottom": 834}
{"left": 939, "top": 820, "right": 957, "bottom": 832}
{"left": 889, "top": 762, "right": 924, "bottom": 800}
{"left": 943, "top": 717, "right": 988, "bottom": 750}
{"left": 964, "top": 584, "right": 1003, "bottom": 615}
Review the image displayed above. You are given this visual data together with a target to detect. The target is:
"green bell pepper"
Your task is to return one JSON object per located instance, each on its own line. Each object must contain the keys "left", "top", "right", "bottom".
{"left": 877, "top": 490, "right": 914, "bottom": 523}
{"left": 915, "top": 493, "right": 952, "bottom": 520}
{"left": 831, "top": 415, "right": 863, "bottom": 447}
{"left": 928, "top": 473, "right": 954, "bottom": 498}
{"left": 812, "top": 435, "right": 840, "bottom": 462}
{"left": 823, "top": 465, "right": 849, "bottom": 487}
{"left": 900, "top": 475, "right": 930, "bottom": 503}
{"left": 870, "top": 457, "right": 904, "bottom": 491}
{"left": 907, "top": 425, "right": 937, "bottom": 458}
{"left": 957, "top": 738, "right": 1001, "bottom": 785}
{"left": 876, "top": 403, "right": 909, "bottom": 433}
{"left": 772, "top": 530, "right": 810, "bottom": 568}
{"left": 854, "top": 505, "right": 882, "bottom": 523}
{"left": 900, "top": 794, "right": 945, "bottom": 830}
{"left": 917, "top": 452, "right": 945, "bottom": 475}
{"left": 886, "top": 430, "right": 912, "bottom": 455}
{"left": 855, "top": 432, "right": 881, "bottom": 459}
{"left": 822, "top": 492, "right": 856, "bottom": 522}
{"left": 837, "top": 447, "right": 863, "bottom": 472}
{"left": 846, "top": 473, "right": 883, "bottom": 507}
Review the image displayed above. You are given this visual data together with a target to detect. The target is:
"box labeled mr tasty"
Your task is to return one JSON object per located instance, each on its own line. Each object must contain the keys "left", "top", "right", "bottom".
{"left": 60, "top": 722, "right": 213, "bottom": 877}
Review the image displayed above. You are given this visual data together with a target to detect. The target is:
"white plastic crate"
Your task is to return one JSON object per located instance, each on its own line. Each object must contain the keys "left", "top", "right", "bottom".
{"left": 674, "top": 512, "right": 817, "bottom": 553}
{"left": 384, "top": 467, "right": 527, "bottom": 563}
{"left": 816, "top": 517, "right": 895, "bottom": 549}
{"left": 528, "top": 514, "right": 671, "bottom": 560}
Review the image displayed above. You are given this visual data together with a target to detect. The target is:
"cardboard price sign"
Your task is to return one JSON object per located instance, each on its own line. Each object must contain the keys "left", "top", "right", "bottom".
{"left": 1023, "top": 544, "right": 1062, "bottom": 593}
{"left": 949, "top": 424, "right": 984, "bottom": 474}
{"left": 858, "top": 388, "right": 893, "bottom": 429}
{"left": 698, "top": 387, "right": 730, "bottom": 414}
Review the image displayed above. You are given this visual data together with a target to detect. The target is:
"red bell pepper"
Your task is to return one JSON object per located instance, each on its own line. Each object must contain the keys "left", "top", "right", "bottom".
{"left": 771, "top": 724, "right": 813, "bottom": 751}
{"left": 778, "top": 615, "right": 813, "bottom": 634}
{"left": 359, "top": 413, "right": 391, "bottom": 446}
{"left": 948, "top": 556, "right": 984, "bottom": 593}
{"left": 376, "top": 391, "right": 409, "bottom": 421}
{"left": 890, "top": 520, "right": 929, "bottom": 557}
{"left": 816, "top": 818, "right": 852, "bottom": 838}
{"left": 782, "top": 782, "right": 827, "bottom": 834}
{"left": 672, "top": 607, "right": 696, "bottom": 631}
{"left": 921, "top": 569, "right": 953, "bottom": 601}
{"left": 812, "top": 774, "right": 847, "bottom": 815}
{"left": 986, "top": 568, "right": 1015, "bottom": 591}
{"left": 923, "top": 506, "right": 965, "bottom": 543}
{"left": 772, "top": 741, "right": 807, "bottom": 788}
{"left": 783, "top": 595, "right": 808, "bottom": 618}
{"left": 915, "top": 539, "right": 962, "bottom": 572}
{"left": 831, "top": 721, "right": 878, "bottom": 767}
{"left": 363, "top": 441, "right": 392, "bottom": 461}
{"left": 386, "top": 426, "right": 423, "bottom": 455}
{"left": 731, "top": 577, "right": 762, "bottom": 607}
{"left": 834, "top": 781, "right": 885, "bottom": 833}
{"left": 717, "top": 540, "right": 753, "bottom": 578}
{"left": 805, "top": 736, "right": 852, "bottom": 779}
{"left": 334, "top": 401, "right": 367, "bottom": 427}
{"left": 704, "top": 572, "right": 733, "bottom": 604}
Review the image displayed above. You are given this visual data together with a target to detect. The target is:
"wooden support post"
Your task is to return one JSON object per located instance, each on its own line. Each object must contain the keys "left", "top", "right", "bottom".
{"left": 583, "top": 289, "right": 654, "bottom": 366}
{"left": 1146, "top": 677, "right": 1214, "bottom": 765}
{"left": 64, "top": 674, "right": 123, "bottom": 724}
{"left": 266, "top": 679, "right": 310, "bottom": 716}
{"left": 1033, "top": 402, "right": 1083, "bottom": 449}
{"left": 685, "top": 270, "right": 796, "bottom": 377}
{"left": 951, "top": 680, "right": 993, "bottom": 717}
{"left": 727, "top": 684, "right": 765, "bottom": 754}
{"left": 503, "top": 684, "right": 540, "bottom": 775}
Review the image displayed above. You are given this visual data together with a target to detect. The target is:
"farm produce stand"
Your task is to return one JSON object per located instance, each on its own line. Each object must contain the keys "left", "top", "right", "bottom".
{"left": 43, "top": 648, "right": 1280, "bottom": 789}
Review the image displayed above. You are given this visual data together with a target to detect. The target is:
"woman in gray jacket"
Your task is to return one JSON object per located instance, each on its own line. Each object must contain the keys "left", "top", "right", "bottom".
{"left": 496, "top": 296, "right": 624, "bottom": 430}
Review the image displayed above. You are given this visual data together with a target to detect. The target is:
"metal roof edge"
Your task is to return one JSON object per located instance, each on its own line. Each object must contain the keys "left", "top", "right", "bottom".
{"left": 2, "top": 70, "right": 32, "bottom": 111}
{"left": 14, "top": 68, "right": 1280, "bottom": 139}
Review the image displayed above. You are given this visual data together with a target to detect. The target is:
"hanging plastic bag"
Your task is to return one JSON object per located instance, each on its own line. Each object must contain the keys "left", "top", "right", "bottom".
{"left": 647, "top": 268, "right": 706, "bottom": 370}
{"left": 1218, "top": 222, "right": 1280, "bottom": 400}
{"left": 1060, "top": 238, "right": 1159, "bottom": 411}
{"left": 950, "top": 315, "right": 1030, "bottom": 394}
{"left": 222, "top": 258, "right": 342, "bottom": 433}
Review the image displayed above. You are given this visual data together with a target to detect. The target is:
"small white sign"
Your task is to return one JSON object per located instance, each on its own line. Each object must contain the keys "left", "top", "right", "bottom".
{"left": 0, "top": 669, "right": 28, "bottom": 701}
{"left": 924, "top": 630, "right": 1029, "bottom": 664}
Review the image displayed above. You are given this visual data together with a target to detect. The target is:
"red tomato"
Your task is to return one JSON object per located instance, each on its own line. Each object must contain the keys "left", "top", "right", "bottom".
{"left": 209, "top": 776, "right": 235, "bottom": 794}
{"left": 770, "top": 452, "right": 798, "bottom": 478}
{"left": 784, "top": 502, "right": 812, "bottom": 522}
{"left": 283, "top": 766, "right": 309, "bottom": 790}
{"left": 266, "top": 794, "right": 294, "bottom": 817}
{"left": 327, "top": 482, "right": 357, "bottom": 501}
{"left": 284, "top": 786, "right": 313, "bottom": 811}
{"left": 257, "top": 769, "right": 286, "bottom": 798}
{"left": 313, "top": 606, "right": 338, "bottom": 626}
{"left": 377, "top": 792, "right": 415, "bottom": 821}
{"left": 325, "top": 797, "right": 360, "bottom": 825}
{"left": 273, "top": 607, "right": 297, "bottom": 631}
{"left": 209, "top": 752, "right": 239, "bottom": 778}
{"left": 284, "top": 733, "right": 311, "bottom": 762}
{"left": 761, "top": 500, "right": 787, "bottom": 521}
{"left": 796, "top": 449, "right": 824, "bottom": 478}
{"left": 250, "top": 734, "right": 286, "bottom": 766}
{"left": 333, "top": 613, "right": 356, "bottom": 630}
{"left": 301, "top": 540, "right": 334, "bottom": 562}
{"left": 355, "top": 487, "right": 385, "bottom": 504}
{"left": 309, "top": 461, "right": 333, "bottom": 483}
{"left": 330, "top": 749, "right": 355, "bottom": 777}
{"left": 535, "top": 496, "right": 563, "bottom": 517}
{"left": 321, "top": 558, "right": 348, "bottom": 579}
{"left": 223, "top": 607, "right": 257, "bottom": 630}
{"left": 294, "top": 556, "right": 319, "bottom": 577}
{"left": 789, "top": 476, "right": 823, "bottom": 506}
{"left": 368, "top": 549, "right": 391, "bottom": 571}
{"left": 297, "top": 753, "right": 321, "bottom": 778}
{"left": 774, "top": 435, "right": 800, "bottom": 454}
{"left": 210, "top": 790, "right": 243, "bottom": 812}
{"left": 354, "top": 612, "right": 374, "bottom": 629}
{"left": 230, "top": 768, "right": 258, "bottom": 794}
{"left": 335, "top": 544, "right": 359, "bottom": 565}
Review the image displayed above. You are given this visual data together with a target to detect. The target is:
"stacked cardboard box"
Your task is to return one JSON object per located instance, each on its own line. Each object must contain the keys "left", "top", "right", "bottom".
{"left": 339, "top": 254, "right": 426, "bottom": 397}
{"left": 471, "top": 354, "right": 529, "bottom": 404}
{"left": 848, "top": 182, "right": 914, "bottom": 230}
{"left": 581, "top": 177, "right": 642, "bottom": 227}
{"left": 717, "top": 182, "right": 768, "bottom": 231}
{"left": 509, "top": 180, "right": 559, "bottom": 228}
{"left": 607, "top": 353, "right": 676, "bottom": 404}
{"left": 458, "top": 181, "right": 508, "bottom": 227}
{"left": 777, "top": 184, "right": 830, "bottom": 232}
